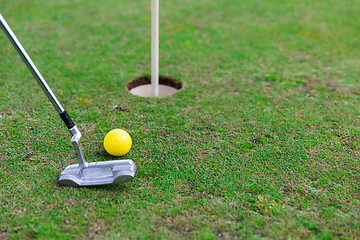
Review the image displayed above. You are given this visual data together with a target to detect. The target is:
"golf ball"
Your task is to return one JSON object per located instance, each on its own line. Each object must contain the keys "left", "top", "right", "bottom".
{"left": 103, "top": 129, "right": 132, "bottom": 157}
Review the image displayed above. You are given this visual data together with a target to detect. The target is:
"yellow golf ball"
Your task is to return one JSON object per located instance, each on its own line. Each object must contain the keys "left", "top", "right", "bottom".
{"left": 103, "top": 129, "right": 132, "bottom": 156}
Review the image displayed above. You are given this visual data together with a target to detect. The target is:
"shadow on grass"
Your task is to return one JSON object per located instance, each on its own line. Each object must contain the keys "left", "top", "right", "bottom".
{"left": 53, "top": 178, "right": 129, "bottom": 191}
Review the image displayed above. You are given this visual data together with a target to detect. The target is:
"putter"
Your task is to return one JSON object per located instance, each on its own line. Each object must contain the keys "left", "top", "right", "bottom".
{"left": 0, "top": 13, "right": 137, "bottom": 186}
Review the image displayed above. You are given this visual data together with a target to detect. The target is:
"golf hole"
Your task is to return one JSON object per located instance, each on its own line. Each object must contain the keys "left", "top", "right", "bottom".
{"left": 126, "top": 76, "right": 182, "bottom": 97}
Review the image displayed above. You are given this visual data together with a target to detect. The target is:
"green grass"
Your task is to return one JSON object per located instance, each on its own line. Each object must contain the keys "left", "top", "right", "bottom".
{"left": 1, "top": 0, "right": 360, "bottom": 239}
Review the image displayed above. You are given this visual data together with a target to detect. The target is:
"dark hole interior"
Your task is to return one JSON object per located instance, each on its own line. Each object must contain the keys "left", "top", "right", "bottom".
{"left": 126, "top": 76, "right": 182, "bottom": 91}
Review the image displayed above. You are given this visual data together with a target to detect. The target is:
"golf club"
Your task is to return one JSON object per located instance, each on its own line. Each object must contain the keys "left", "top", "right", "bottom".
{"left": 0, "top": 13, "right": 137, "bottom": 186}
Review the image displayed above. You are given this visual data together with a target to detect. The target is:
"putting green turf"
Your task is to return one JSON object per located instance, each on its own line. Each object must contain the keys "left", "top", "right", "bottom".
{"left": 1, "top": 0, "right": 360, "bottom": 239}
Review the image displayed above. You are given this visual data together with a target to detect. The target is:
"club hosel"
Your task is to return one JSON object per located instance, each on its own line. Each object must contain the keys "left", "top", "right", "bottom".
{"left": 68, "top": 125, "right": 88, "bottom": 166}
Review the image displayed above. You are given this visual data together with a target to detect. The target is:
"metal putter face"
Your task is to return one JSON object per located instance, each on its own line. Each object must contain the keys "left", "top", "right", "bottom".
{"left": 58, "top": 126, "right": 137, "bottom": 187}
{"left": 58, "top": 159, "right": 137, "bottom": 186}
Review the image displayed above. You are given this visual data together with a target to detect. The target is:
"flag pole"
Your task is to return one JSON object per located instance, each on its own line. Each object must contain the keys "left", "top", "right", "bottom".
{"left": 151, "top": 0, "right": 159, "bottom": 97}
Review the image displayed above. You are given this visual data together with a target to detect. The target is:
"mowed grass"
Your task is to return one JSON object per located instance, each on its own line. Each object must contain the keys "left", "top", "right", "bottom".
{"left": 1, "top": 0, "right": 360, "bottom": 239}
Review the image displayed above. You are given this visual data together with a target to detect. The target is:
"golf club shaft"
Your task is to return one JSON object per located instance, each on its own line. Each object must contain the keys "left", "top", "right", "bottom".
{"left": 0, "top": 13, "right": 75, "bottom": 129}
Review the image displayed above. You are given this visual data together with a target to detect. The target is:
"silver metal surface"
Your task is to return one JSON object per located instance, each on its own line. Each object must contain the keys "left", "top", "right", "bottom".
{"left": 0, "top": 13, "right": 64, "bottom": 113}
{"left": 58, "top": 159, "right": 137, "bottom": 186}
{"left": 69, "top": 126, "right": 88, "bottom": 167}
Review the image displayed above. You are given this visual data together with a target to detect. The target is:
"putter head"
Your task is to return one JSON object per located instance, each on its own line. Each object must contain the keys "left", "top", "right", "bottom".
{"left": 58, "top": 159, "right": 137, "bottom": 186}
{"left": 58, "top": 126, "right": 137, "bottom": 187}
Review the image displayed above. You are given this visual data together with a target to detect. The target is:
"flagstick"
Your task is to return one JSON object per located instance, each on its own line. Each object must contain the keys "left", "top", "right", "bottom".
{"left": 151, "top": 0, "right": 159, "bottom": 97}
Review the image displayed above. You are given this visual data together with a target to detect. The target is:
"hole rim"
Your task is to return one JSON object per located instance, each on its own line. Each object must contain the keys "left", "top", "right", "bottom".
{"left": 126, "top": 75, "right": 183, "bottom": 93}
